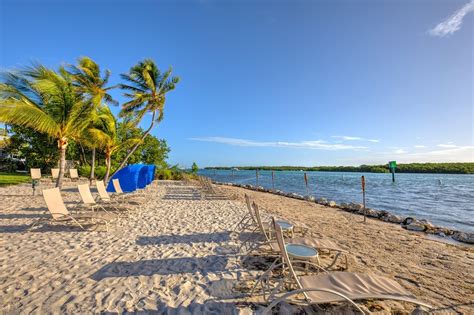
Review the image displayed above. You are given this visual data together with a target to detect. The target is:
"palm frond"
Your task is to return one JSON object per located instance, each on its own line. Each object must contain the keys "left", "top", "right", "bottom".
{"left": 0, "top": 101, "right": 59, "bottom": 136}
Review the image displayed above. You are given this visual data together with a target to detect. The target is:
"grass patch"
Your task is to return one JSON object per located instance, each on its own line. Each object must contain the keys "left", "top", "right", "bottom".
{"left": 0, "top": 172, "right": 31, "bottom": 186}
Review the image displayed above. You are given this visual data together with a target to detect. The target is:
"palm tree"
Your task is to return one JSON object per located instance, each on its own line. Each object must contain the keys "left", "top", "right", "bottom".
{"left": 68, "top": 57, "right": 117, "bottom": 184}
{"left": 88, "top": 107, "right": 140, "bottom": 183}
{"left": 0, "top": 64, "right": 92, "bottom": 188}
{"left": 110, "top": 59, "right": 179, "bottom": 178}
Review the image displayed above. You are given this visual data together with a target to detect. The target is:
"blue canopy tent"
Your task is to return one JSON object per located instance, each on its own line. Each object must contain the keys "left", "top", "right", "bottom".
{"left": 107, "top": 164, "right": 146, "bottom": 192}
{"left": 107, "top": 164, "right": 156, "bottom": 192}
{"left": 138, "top": 165, "right": 156, "bottom": 188}
{"left": 147, "top": 165, "right": 156, "bottom": 185}
{"left": 137, "top": 165, "right": 149, "bottom": 189}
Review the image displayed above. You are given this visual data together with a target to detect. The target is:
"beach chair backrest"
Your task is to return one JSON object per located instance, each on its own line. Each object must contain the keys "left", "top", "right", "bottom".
{"left": 78, "top": 183, "right": 96, "bottom": 205}
{"left": 96, "top": 180, "right": 111, "bottom": 201}
{"left": 112, "top": 179, "right": 124, "bottom": 194}
{"left": 30, "top": 168, "right": 41, "bottom": 180}
{"left": 43, "top": 187, "right": 70, "bottom": 220}
{"left": 69, "top": 168, "right": 79, "bottom": 179}
{"left": 273, "top": 217, "right": 307, "bottom": 297}
{"left": 244, "top": 194, "right": 256, "bottom": 223}
{"left": 51, "top": 168, "right": 59, "bottom": 179}
{"left": 254, "top": 203, "right": 271, "bottom": 242}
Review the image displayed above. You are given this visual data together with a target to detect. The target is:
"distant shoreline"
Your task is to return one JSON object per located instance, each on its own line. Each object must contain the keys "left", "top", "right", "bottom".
{"left": 204, "top": 162, "right": 474, "bottom": 174}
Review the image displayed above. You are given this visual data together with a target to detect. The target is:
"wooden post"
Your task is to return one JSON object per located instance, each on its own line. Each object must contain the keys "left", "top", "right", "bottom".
{"left": 362, "top": 175, "right": 366, "bottom": 223}
{"left": 256, "top": 169, "right": 259, "bottom": 186}
{"left": 231, "top": 169, "right": 234, "bottom": 181}
{"left": 271, "top": 171, "right": 275, "bottom": 190}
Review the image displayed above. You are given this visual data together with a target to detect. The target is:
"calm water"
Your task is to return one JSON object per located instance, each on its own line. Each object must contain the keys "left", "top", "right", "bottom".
{"left": 199, "top": 169, "right": 474, "bottom": 233}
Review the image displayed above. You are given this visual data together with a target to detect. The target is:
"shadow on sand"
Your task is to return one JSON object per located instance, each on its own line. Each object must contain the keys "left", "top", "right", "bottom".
{"left": 136, "top": 232, "right": 232, "bottom": 245}
{"left": 0, "top": 224, "right": 92, "bottom": 233}
{"left": 90, "top": 255, "right": 229, "bottom": 280}
{"left": 0, "top": 213, "right": 48, "bottom": 219}
{"left": 99, "top": 301, "right": 256, "bottom": 314}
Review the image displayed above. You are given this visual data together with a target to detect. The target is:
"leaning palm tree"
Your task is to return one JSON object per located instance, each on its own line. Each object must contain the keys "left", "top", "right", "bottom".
{"left": 0, "top": 64, "right": 92, "bottom": 188}
{"left": 68, "top": 57, "right": 117, "bottom": 184}
{"left": 110, "top": 59, "right": 179, "bottom": 178}
{"left": 88, "top": 107, "right": 141, "bottom": 183}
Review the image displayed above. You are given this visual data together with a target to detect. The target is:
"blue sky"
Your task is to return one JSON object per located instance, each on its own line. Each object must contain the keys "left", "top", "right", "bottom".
{"left": 1, "top": 0, "right": 473, "bottom": 167}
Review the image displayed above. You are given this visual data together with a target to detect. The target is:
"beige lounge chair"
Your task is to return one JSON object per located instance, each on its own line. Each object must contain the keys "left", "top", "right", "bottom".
{"left": 238, "top": 196, "right": 308, "bottom": 253}
{"left": 233, "top": 194, "right": 260, "bottom": 233}
{"left": 30, "top": 187, "right": 109, "bottom": 231}
{"left": 198, "top": 176, "right": 228, "bottom": 200}
{"left": 96, "top": 180, "right": 114, "bottom": 202}
{"left": 77, "top": 183, "right": 116, "bottom": 213}
{"left": 30, "top": 168, "right": 41, "bottom": 180}
{"left": 112, "top": 179, "right": 146, "bottom": 202}
{"left": 247, "top": 203, "right": 348, "bottom": 270}
{"left": 69, "top": 168, "right": 79, "bottom": 181}
{"left": 260, "top": 220, "right": 432, "bottom": 314}
{"left": 51, "top": 168, "right": 59, "bottom": 180}
{"left": 96, "top": 180, "right": 134, "bottom": 203}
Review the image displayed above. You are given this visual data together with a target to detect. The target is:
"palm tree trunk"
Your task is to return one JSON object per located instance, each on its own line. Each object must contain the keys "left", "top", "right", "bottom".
{"left": 104, "top": 155, "right": 111, "bottom": 184}
{"left": 56, "top": 138, "right": 68, "bottom": 189}
{"left": 110, "top": 112, "right": 156, "bottom": 178}
{"left": 90, "top": 147, "right": 96, "bottom": 185}
{"left": 79, "top": 144, "right": 88, "bottom": 165}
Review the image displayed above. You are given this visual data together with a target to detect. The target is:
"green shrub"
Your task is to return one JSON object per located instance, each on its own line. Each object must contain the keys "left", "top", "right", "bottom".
{"left": 78, "top": 165, "right": 91, "bottom": 178}
{"left": 155, "top": 168, "right": 184, "bottom": 180}
{"left": 77, "top": 165, "right": 107, "bottom": 179}
{"left": 94, "top": 166, "right": 107, "bottom": 180}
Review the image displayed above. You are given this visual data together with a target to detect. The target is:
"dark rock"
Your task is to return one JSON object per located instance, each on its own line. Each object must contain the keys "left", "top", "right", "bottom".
{"left": 401, "top": 217, "right": 429, "bottom": 232}
{"left": 348, "top": 203, "right": 363, "bottom": 212}
{"left": 382, "top": 213, "right": 403, "bottom": 224}
{"left": 453, "top": 232, "right": 474, "bottom": 244}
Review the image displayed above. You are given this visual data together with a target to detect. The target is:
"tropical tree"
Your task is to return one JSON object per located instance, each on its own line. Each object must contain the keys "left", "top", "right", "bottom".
{"left": 111, "top": 59, "right": 179, "bottom": 177}
{"left": 191, "top": 162, "right": 199, "bottom": 174}
{"left": 68, "top": 57, "right": 117, "bottom": 184}
{"left": 0, "top": 64, "right": 92, "bottom": 188}
{"left": 88, "top": 108, "right": 141, "bottom": 183}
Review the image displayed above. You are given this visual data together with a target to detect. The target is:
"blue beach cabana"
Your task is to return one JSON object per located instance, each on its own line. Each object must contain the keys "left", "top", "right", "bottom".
{"left": 137, "top": 165, "right": 149, "bottom": 189}
{"left": 146, "top": 165, "right": 156, "bottom": 185}
{"left": 107, "top": 164, "right": 145, "bottom": 192}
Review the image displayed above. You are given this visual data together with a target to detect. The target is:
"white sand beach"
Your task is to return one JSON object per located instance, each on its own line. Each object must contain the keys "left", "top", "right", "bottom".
{"left": 1, "top": 180, "right": 473, "bottom": 314}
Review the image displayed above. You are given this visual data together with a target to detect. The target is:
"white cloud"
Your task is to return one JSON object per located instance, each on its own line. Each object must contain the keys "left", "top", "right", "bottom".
{"left": 437, "top": 143, "right": 458, "bottom": 148}
{"left": 393, "top": 149, "right": 407, "bottom": 154}
{"left": 414, "top": 145, "right": 426, "bottom": 148}
{"left": 332, "top": 136, "right": 380, "bottom": 143}
{"left": 425, "top": 146, "right": 474, "bottom": 156}
{"left": 339, "top": 146, "right": 474, "bottom": 165}
{"left": 429, "top": 1, "right": 474, "bottom": 37}
{"left": 189, "top": 137, "right": 367, "bottom": 150}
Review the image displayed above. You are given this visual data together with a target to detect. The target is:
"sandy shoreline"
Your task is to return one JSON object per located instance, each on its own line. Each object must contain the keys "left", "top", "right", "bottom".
{"left": 1, "top": 180, "right": 473, "bottom": 313}
{"left": 221, "top": 184, "right": 474, "bottom": 313}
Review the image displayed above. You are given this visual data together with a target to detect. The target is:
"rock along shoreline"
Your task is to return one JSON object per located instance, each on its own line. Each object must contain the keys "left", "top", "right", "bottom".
{"left": 214, "top": 181, "right": 474, "bottom": 245}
